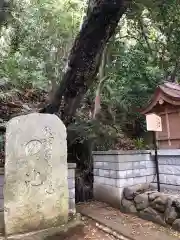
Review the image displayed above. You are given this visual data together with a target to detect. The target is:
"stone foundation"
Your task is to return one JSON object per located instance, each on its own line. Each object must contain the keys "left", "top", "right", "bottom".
{"left": 121, "top": 183, "right": 180, "bottom": 231}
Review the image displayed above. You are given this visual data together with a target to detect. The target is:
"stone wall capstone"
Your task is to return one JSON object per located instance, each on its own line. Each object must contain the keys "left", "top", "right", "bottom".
{"left": 4, "top": 113, "right": 69, "bottom": 236}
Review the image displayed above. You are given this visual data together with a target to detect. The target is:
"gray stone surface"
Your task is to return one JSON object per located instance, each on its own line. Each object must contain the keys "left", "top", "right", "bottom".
{"left": 93, "top": 151, "right": 151, "bottom": 162}
{"left": 174, "top": 199, "right": 180, "bottom": 211}
{"left": 151, "top": 149, "right": 180, "bottom": 156}
{"left": 121, "top": 198, "right": 137, "bottom": 213}
{"left": 104, "top": 177, "right": 116, "bottom": 186}
{"left": 69, "top": 188, "right": 75, "bottom": 199}
{"left": 161, "top": 174, "right": 180, "bottom": 185}
{"left": 4, "top": 113, "right": 69, "bottom": 236}
{"left": 67, "top": 165, "right": 76, "bottom": 214}
{"left": 94, "top": 176, "right": 104, "bottom": 184}
{"left": 68, "top": 169, "right": 75, "bottom": 179}
{"left": 159, "top": 165, "right": 180, "bottom": 174}
{"left": 93, "top": 169, "right": 99, "bottom": 176}
{"left": 68, "top": 164, "right": 76, "bottom": 214}
{"left": 158, "top": 157, "right": 180, "bottom": 166}
{"left": 116, "top": 178, "right": 133, "bottom": 188}
{"left": 172, "top": 219, "right": 180, "bottom": 231}
{"left": 121, "top": 184, "right": 180, "bottom": 231}
{"left": 124, "top": 183, "right": 151, "bottom": 200}
{"left": 126, "top": 170, "right": 133, "bottom": 178}
{"left": 148, "top": 192, "right": 161, "bottom": 201}
{"left": 139, "top": 207, "right": 166, "bottom": 226}
{"left": 109, "top": 170, "right": 117, "bottom": 178}
{"left": 133, "top": 176, "right": 146, "bottom": 185}
{"left": 93, "top": 150, "right": 151, "bottom": 155}
{"left": 68, "top": 178, "right": 75, "bottom": 188}
{"left": 116, "top": 170, "right": 127, "bottom": 178}
{"left": 146, "top": 175, "right": 157, "bottom": 183}
{"left": 94, "top": 161, "right": 104, "bottom": 169}
{"left": 69, "top": 199, "right": 76, "bottom": 213}
{"left": 93, "top": 183, "right": 123, "bottom": 208}
{"left": 150, "top": 197, "right": 167, "bottom": 213}
{"left": 133, "top": 161, "right": 146, "bottom": 169}
{"left": 152, "top": 195, "right": 167, "bottom": 205}
{"left": 134, "top": 193, "right": 149, "bottom": 210}
{"left": 165, "top": 206, "right": 178, "bottom": 225}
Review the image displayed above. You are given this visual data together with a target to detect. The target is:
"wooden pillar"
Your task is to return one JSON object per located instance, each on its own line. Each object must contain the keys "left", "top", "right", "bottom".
{"left": 165, "top": 108, "right": 171, "bottom": 146}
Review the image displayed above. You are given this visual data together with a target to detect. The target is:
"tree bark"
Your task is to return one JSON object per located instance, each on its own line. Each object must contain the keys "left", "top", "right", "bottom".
{"left": 41, "top": 0, "right": 130, "bottom": 125}
{"left": 0, "top": 0, "right": 10, "bottom": 28}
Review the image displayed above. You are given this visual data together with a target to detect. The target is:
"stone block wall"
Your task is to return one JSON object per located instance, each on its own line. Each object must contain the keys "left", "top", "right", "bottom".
{"left": 152, "top": 150, "right": 180, "bottom": 191}
{"left": 93, "top": 149, "right": 180, "bottom": 206}
{"left": 93, "top": 150, "right": 155, "bottom": 207}
{"left": 68, "top": 163, "right": 76, "bottom": 214}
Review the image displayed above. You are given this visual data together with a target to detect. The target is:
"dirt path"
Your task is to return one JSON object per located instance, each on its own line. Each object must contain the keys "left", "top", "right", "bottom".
{"left": 6, "top": 218, "right": 117, "bottom": 240}
{"left": 77, "top": 201, "right": 180, "bottom": 240}
{"left": 45, "top": 219, "right": 116, "bottom": 240}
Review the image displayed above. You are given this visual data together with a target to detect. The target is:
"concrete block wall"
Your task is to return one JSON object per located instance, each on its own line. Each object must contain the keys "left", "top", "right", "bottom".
{"left": 93, "top": 150, "right": 155, "bottom": 207}
{"left": 152, "top": 150, "right": 180, "bottom": 191}
{"left": 68, "top": 163, "right": 76, "bottom": 214}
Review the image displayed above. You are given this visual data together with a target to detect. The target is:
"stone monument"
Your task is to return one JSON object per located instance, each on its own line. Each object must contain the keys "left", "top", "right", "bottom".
{"left": 4, "top": 113, "right": 69, "bottom": 236}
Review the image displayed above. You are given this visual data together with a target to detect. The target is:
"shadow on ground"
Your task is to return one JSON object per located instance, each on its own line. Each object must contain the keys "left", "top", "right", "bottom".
{"left": 44, "top": 225, "right": 85, "bottom": 240}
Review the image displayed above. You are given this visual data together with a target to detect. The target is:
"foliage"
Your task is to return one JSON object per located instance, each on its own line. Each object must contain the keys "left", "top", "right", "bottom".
{"left": 0, "top": 0, "right": 83, "bottom": 90}
{"left": 1, "top": 0, "right": 180, "bottom": 150}
{"left": 133, "top": 138, "right": 148, "bottom": 150}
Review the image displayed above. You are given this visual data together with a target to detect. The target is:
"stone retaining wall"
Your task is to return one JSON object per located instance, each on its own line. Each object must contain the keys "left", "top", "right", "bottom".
{"left": 93, "top": 150, "right": 180, "bottom": 206}
{"left": 121, "top": 184, "right": 180, "bottom": 231}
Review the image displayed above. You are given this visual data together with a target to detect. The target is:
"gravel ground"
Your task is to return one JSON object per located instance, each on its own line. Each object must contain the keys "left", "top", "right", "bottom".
{"left": 78, "top": 201, "right": 180, "bottom": 239}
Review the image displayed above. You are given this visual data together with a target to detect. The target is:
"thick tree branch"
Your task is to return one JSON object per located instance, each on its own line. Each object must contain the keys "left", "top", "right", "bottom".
{"left": 138, "top": 18, "right": 153, "bottom": 56}
{"left": 41, "top": 0, "right": 130, "bottom": 125}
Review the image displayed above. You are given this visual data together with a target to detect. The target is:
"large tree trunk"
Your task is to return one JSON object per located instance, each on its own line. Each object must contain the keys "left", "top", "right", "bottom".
{"left": 41, "top": 0, "right": 130, "bottom": 125}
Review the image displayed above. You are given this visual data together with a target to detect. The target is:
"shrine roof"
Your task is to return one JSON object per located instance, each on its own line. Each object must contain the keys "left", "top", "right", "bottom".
{"left": 141, "top": 82, "right": 180, "bottom": 114}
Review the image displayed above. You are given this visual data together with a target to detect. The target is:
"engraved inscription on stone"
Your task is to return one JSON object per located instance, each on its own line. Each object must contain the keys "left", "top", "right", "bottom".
{"left": 25, "top": 140, "right": 42, "bottom": 156}
{"left": 45, "top": 183, "right": 55, "bottom": 194}
{"left": 25, "top": 169, "right": 43, "bottom": 186}
{"left": 43, "top": 126, "right": 53, "bottom": 138}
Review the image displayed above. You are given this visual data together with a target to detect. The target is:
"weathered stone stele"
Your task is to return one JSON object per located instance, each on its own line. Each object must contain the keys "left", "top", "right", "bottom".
{"left": 4, "top": 113, "right": 69, "bottom": 236}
